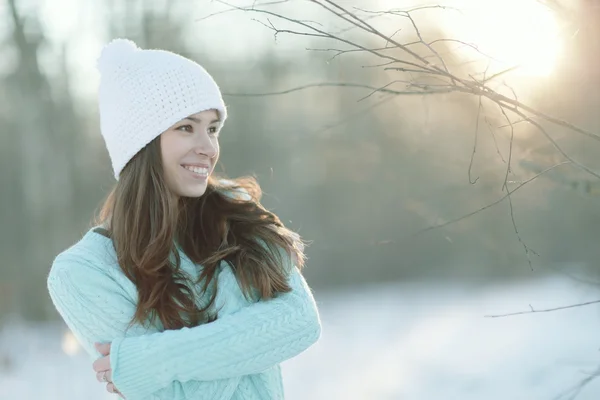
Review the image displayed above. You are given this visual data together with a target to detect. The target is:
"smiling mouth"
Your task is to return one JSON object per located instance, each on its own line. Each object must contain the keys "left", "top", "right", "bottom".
{"left": 181, "top": 164, "right": 209, "bottom": 178}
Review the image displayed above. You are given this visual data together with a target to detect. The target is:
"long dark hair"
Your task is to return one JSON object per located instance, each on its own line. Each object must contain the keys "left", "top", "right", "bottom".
{"left": 95, "top": 136, "right": 305, "bottom": 330}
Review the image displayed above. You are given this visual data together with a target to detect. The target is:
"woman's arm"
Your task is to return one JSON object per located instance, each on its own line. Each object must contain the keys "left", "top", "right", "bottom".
{"left": 47, "top": 252, "right": 241, "bottom": 400}
{"left": 108, "top": 256, "right": 321, "bottom": 398}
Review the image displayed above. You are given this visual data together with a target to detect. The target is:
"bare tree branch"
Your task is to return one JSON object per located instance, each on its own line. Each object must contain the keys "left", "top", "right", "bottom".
{"left": 195, "top": 0, "right": 290, "bottom": 23}
{"left": 485, "top": 299, "right": 600, "bottom": 318}
{"left": 472, "top": 86, "right": 600, "bottom": 143}
{"left": 506, "top": 187, "right": 539, "bottom": 271}
{"left": 219, "top": 0, "right": 600, "bottom": 274}
{"left": 222, "top": 82, "right": 461, "bottom": 97}
{"left": 218, "top": 0, "right": 600, "bottom": 146}
{"left": 399, "top": 8, "right": 453, "bottom": 78}
{"left": 219, "top": 0, "right": 442, "bottom": 73}
{"left": 509, "top": 108, "right": 600, "bottom": 180}
{"left": 483, "top": 66, "right": 521, "bottom": 83}
{"left": 480, "top": 98, "right": 507, "bottom": 164}
{"left": 492, "top": 88, "right": 539, "bottom": 269}
{"left": 498, "top": 104, "right": 515, "bottom": 193}
{"left": 427, "top": 38, "right": 503, "bottom": 64}
{"left": 407, "top": 161, "right": 571, "bottom": 239}
{"left": 313, "top": 0, "right": 452, "bottom": 76}
{"left": 468, "top": 86, "right": 482, "bottom": 185}
{"left": 355, "top": 5, "right": 463, "bottom": 15}
{"left": 552, "top": 365, "right": 600, "bottom": 400}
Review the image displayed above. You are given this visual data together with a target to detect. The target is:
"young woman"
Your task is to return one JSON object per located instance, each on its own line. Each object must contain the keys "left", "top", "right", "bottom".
{"left": 47, "top": 38, "right": 321, "bottom": 400}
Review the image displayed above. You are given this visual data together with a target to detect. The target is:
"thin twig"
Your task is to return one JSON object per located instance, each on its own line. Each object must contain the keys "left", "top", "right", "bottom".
{"left": 196, "top": 0, "right": 289, "bottom": 23}
{"left": 468, "top": 93, "right": 481, "bottom": 184}
{"left": 314, "top": 0, "right": 450, "bottom": 77}
{"left": 241, "top": 0, "right": 442, "bottom": 73}
{"left": 468, "top": 83, "right": 600, "bottom": 143}
{"left": 485, "top": 299, "right": 600, "bottom": 318}
{"left": 551, "top": 364, "right": 600, "bottom": 400}
{"left": 484, "top": 65, "right": 521, "bottom": 83}
{"left": 479, "top": 99, "right": 507, "bottom": 163}
{"left": 355, "top": 4, "right": 462, "bottom": 16}
{"left": 505, "top": 186, "right": 538, "bottom": 271}
{"left": 427, "top": 38, "right": 503, "bottom": 64}
{"left": 402, "top": 10, "right": 453, "bottom": 79}
{"left": 222, "top": 82, "right": 462, "bottom": 97}
{"left": 508, "top": 108, "right": 600, "bottom": 180}
{"left": 498, "top": 105, "right": 515, "bottom": 193}
{"left": 407, "top": 162, "right": 571, "bottom": 238}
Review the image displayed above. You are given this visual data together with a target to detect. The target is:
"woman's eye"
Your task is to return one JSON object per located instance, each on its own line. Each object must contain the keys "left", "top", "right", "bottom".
{"left": 177, "top": 124, "right": 193, "bottom": 133}
{"left": 208, "top": 126, "right": 219, "bottom": 135}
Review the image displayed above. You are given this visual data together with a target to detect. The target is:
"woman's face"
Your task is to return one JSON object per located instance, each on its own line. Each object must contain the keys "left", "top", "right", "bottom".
{"left": 160, "top": 109, "right": 221, "bottom": 198}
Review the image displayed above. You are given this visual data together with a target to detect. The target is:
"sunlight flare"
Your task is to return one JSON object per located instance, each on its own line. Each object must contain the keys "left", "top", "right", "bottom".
{"left": 61, "top": 330, "right": 80, "bottom": 356}
{"left": 438, "top": 0, "right": 564, "bottom": 77}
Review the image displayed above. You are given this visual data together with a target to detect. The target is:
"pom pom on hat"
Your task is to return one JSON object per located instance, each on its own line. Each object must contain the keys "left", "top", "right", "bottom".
{"left": 96, "top": 38, "right": 139, "bottom": 73}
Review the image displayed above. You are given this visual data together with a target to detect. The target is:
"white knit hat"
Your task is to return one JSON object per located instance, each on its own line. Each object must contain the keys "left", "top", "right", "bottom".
{"left": 96, "top": 38, "right": 227, "bottom": 180}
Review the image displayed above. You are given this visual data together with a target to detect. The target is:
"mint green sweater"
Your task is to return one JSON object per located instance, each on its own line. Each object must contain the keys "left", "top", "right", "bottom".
{"left": 47, "top": 227, "right": 321, "bottom": 400}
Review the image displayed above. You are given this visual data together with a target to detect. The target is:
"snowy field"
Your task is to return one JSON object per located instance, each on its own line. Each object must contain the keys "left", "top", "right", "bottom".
{"left": 2, "top": 276, "right": 600, "bottom": 400}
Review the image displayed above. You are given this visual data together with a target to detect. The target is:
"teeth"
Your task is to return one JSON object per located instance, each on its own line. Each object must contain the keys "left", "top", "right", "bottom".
{"left": 183, "top": 165, "right": 208, "bottom": 175}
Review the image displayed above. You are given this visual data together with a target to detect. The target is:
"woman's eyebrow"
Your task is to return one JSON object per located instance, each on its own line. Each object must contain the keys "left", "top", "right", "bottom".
{"left": 184, "top": 116, "right": 221, "bottom": 124}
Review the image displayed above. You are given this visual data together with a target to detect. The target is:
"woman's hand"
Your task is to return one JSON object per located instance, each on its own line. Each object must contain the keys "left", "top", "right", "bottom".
{"left": 93, "top": 342, "right": 125, "bottom": 398}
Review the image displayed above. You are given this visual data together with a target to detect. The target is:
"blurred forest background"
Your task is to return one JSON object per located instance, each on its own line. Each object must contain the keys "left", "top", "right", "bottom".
{"left": 1, "top": 0, "right": 599, "bottom": 322}
{"left": 2, "top": 0, "right": 600, "bottom": 398}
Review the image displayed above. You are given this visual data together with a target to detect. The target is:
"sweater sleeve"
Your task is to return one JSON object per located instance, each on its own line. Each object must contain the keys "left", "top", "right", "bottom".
{"left": 47, "top": 252, "right": 241, "bottom": 400}
{"left": 108, "top": 256, "right": 322, "bottom": 397}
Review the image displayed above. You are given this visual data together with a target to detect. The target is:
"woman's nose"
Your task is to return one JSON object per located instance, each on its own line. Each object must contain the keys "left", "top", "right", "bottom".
{"left": 194, "top": 132, "right": 217, "bottom": 158}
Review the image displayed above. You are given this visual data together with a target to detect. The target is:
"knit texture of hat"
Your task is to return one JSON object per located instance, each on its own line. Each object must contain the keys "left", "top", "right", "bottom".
{"left": 96, "top": 38, "right": 227, "bottom": 180}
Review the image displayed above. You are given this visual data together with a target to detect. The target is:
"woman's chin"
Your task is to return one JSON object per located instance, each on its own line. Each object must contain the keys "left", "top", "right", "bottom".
{"left": 176, "top": 183, "right": 208, "bottom": 198}
{"left": 179, "top": 185, "right": 206, "bottom": 197}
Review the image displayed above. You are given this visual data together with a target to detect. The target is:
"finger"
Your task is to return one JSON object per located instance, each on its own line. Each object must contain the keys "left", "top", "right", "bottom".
{"left": 96, "top": 370, "right": 113, "bottom": 383}
{"left": 107, "top": 382, "right": 123, "bottom": 396}
{"left": 95, "top": 342, "right": 112, "bottom": 355}
{"left": 92, "top": 355, "right": 111, "bottom": 373}
{"left": 113, "top": 385, "right": 124, "bottom": 398}
{"left": 106, "top": 382, "right": 117, "bottom": 394}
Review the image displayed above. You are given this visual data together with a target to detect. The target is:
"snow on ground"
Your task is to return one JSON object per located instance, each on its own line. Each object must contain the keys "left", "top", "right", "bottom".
{"left": 2, "top": 276, "right": 600, "bottom": 400}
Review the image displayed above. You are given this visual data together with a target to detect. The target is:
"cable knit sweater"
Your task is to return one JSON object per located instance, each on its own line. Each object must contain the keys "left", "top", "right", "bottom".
{"left": 47, "top": 227, "right": 321, "bottom": 400}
